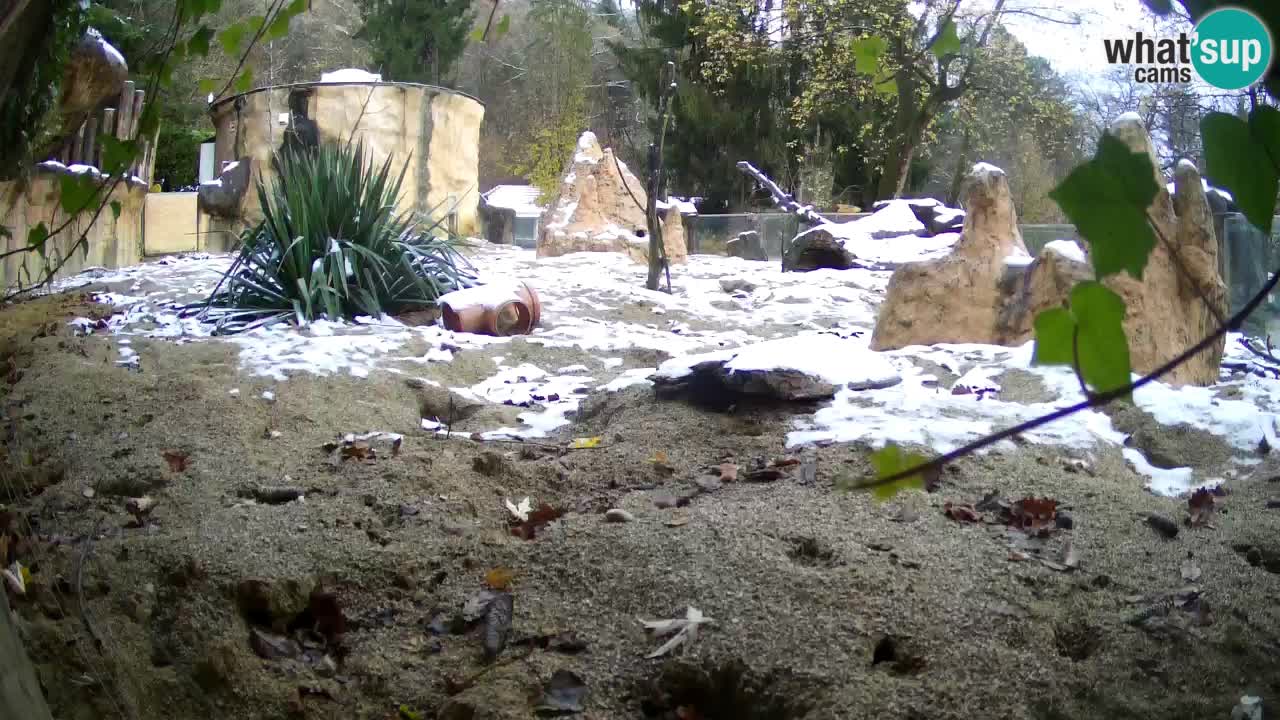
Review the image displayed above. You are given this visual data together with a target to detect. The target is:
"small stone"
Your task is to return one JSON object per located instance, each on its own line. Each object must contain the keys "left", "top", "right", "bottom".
{"left": 315, "top": 655, "right": 338, "bottom": 678}
{"left": 82, "top": 487, "right": 95, "bottom": 499}
{"left": 1055, "top": 512, "right": 1074, "bottom": 530}
{"left": 1145, "top": 513, "right": 1179, "bottom": 539}
{"left": 652, "top": 494, "right": 679, "bottom": 509}
{"left": 604, "top": 508, "right": 635, "bottom": 523}
{"left": 1232, "top": 695, "right": 1263, "bottom": 720}
{"left": 1265, "top": 499, "right": 1280, "bottom": 509}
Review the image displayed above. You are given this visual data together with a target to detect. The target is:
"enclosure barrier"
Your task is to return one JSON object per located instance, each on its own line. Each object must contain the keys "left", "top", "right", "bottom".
{"left": 49, "top": 80, "right": 157, "bottom": 184}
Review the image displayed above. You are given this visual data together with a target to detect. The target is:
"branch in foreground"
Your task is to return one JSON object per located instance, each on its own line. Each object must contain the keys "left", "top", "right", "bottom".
{"left": 856, "top": 263, "right": 1280, "bottom": 492}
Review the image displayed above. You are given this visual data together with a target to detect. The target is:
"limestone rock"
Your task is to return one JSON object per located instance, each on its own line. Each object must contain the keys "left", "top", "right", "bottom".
{"left": 536, "top": 132, "right": 686, "bottom": 264}
{"left": 871, "top": 198, "right": 965, "bottom": 236}
{"left": 197, "top": 158, "right": 252, "bottom": 219}
{"left": 855, "top": 200, "right": 927, "bottom": 239}
{"left": 1002, "top": 116, "right": 1227, "bottom": 386}
{"left": 654, "top": 334, "right": 901, "bottom": 403}
{"left": 783, "top": 225, "right": 864, "bottom": 272}
{"left": 59, "top": 30, "right": 128, "bottom": 132}
{"left": 871, "top": 163, "right": 1031, "bottom": 349}
{"left": 727, "top": 230, "right": 768, "bottom": 261}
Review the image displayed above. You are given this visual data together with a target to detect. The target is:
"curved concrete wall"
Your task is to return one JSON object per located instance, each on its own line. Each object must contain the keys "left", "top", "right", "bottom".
{"left": 209, "top": 82, "right": 484, "bottom": 242}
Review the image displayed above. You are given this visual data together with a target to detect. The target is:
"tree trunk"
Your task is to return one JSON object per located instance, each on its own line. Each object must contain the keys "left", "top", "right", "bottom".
{"left": 946, "top": 128, "right": 972, "bottom": 207}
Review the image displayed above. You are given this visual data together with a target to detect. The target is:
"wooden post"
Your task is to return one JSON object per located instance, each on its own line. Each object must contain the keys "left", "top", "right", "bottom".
{"left": 128, "top": 90, "right": 146, "bottom": 175}
{"left": 116, "top": 80, "right": 135, "bottom": 140}
{"left": 0, "top": 590, "right": 55, "bottom": 720}
{"left": 99, "top": 109, "right": 115, "bottom": 169}
{"left": 82, "top": 116, "right": 98, "bottom": 171}
{"left": 72, "top": 123, "right": 87, "bottom": 166}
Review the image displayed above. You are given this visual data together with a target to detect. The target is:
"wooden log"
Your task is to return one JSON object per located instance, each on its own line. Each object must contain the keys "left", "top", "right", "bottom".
{"left": 129, "top": 89, "right": 145, "bottom": 139}
{"left": 72, "top": 123, "right": 87, "bottom": 166}
{"left": 116, "top": 80, "right": 135, "bottom": 140}
{"left": 735, "top": 160, "right": 830, "bottom": 227}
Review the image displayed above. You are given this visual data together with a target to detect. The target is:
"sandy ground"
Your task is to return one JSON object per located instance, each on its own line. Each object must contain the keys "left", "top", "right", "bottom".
{"left": 3, "top": 246, "right": 1280, "bottom": 720}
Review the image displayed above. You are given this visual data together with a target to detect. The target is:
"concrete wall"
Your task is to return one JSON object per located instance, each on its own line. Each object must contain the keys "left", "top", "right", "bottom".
{"left": 143, "top": 192, "right": 208, "bottom": 255}
{"left": 209, "top": 82, "right": 484, "bottom": 238}
{"left": 0, "top": 170, "right": 146, "bottom": 291}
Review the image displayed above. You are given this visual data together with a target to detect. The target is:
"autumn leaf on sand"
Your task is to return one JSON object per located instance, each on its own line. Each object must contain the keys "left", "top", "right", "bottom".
{"left": 638, "top": 606, "right": 713, "bottom": 658}
{"left": 1188, "top": 488, "right": 1215, "bottom": 527}
{"left": 943, "top": 502, "right": 980, "bottom": 523}
{"left": 1010, "top": 497, "right": 1058, "bottom": 535}
{"left": 509, "top": 503, "right": 566, "bottom": 540}
{"left": 485, "top": 567, "right": 514, "bottom": 591}
{"left": 161, "top": 450, "right": 190, "bottom": 472}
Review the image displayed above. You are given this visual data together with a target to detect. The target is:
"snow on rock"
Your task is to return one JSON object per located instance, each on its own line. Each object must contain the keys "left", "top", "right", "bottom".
{"left": 847, "top": 200, "right": 927, "bottom": 239}
{"left": 320, "top": 68, "right": 382, "bottom": 83}
{"left": 654, "top": 333, "right": 901, "bottom": 400}
{"left": 1044, "top": 240, "right": 1087, "bottom": 264}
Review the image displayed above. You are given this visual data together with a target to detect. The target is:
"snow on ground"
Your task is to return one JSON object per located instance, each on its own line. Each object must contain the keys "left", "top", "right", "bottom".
{"left": 57, "top": 242, "right": 1280, "bottom": 498}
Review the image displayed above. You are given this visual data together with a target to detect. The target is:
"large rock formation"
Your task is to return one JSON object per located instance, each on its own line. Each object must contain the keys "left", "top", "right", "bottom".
{"left": 536, "top": 132, "right": 687, "bottom": 264}
{"left": 1002, "top": 116, "right": 1227, "bottom": 386}
{"left": 783, "top": 199, "right": 963, "bottom": 272}
{"left": 872, "top": 115, "right": 1228, "bottom": 387}
{"left": 870, "top": 163, "right": 1031, "bottom": 349}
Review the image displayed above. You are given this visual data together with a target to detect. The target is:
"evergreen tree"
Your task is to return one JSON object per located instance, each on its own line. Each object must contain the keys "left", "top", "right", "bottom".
{"left": 359, "top": 0, "right": 474, "bottom": 85}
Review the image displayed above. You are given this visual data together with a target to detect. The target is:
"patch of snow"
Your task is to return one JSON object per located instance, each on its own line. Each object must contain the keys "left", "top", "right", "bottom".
{"left": 437, "top": 283, "right": 523, "bottom": 313}
{"left": 573, "top": 132, "right": 601, "bottom": 164}
{"left": 485, "top": 185, "right": 544, "bottom": 217}
{"left": 655, "top": 334, "right": 900, "bottom": 390}
{"left": 201, "top": 178, "right": 223, "bottom": 187}
{"left": 1044, "top": 240, "right": 1087, "bottom": 264}
{"left": 971, "top": 162, "right": 1005, "bottom": 178}
{"left": 1165, "top": 176, "right": 1235, "bottom": 203}
{"left": 600, "top": 368, "right": 655, "bottom": 392}
{"left": 934, "top": 208, "right": 965, "bottom": 225}
{"left": 847, "top": 201, "right": 927, "bottom": 239}
{"left": 1122, "top": 448, "right": 1200, "bottom": 496}
{"left": 320, "top": 68, "right": 382, "bottom": 83}
{"left": 87, "top": 29, "right": 126, "bottom": 72}
{"left": 1004, "top": 253, "right": 1035, "bottom": 268}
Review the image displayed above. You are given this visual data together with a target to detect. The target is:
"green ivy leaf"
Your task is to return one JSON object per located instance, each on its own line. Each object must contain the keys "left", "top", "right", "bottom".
{"left": 1048, "top": 133, "right": 1158, "bottom": 279}
{"left": 247, "top": 14, "right": 266, "bottom": 33}
{"left": 234, "top": 67, "right": 254, "bottom": 94}
{"left": 469, "top": 27, "right": 485, "bottom": 42}
{"left": 59, "top": 175, "right": 97, "bottom": 215}
{"left": 218, "top": 21, "right": 248, "bottom": 55}
{"left": 838, "top": 444, "right": 930, "bottom": 501}
{"left": 267, "top": 12, "right": 292, "bottom": 39}
{"left": 198, "top": 77, "right": 221, "bottom": 94}
{"left": 26, "top": 223, "right": 49, "bottom": 253}
{"left": 930, "top": 19, "right": 962, "bottom": 59}
{"left": 188, "top": 25, "right": 213, "bottom": 56}
{"left": 1201, "top": 109, "right": 1279, "bottom": 236}
{"left": 206, "top": 0, "right": 223, "bottom": 12}
{"left": 851, "top": 36, "right": 887, "bottom": 75}
{"left": 874, "top": 77, "right": 898, "bottom": 98}
{"left": 110, "top": 201, "right": 122, "bottom": 221}
{"left": 496, "top": 14, "right": 511, "bottom": 36}
{"left": 1032, "top": 281, "right": 1132, "bottom": 396}
{"left": 99, "top": 137, "right": 137, "bottom": 175}
{"left": 285, "top": 0, "right": 307, "bottom": 15}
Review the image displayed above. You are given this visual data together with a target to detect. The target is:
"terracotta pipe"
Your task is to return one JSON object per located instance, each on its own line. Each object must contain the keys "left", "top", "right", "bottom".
{"left": 439, "top": 281, "right": 541, "bottom": 337}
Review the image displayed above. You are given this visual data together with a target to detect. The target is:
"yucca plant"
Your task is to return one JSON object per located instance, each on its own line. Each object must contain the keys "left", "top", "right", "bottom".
{"left": 189, "top": 141, "right": 475, "bottom": 334}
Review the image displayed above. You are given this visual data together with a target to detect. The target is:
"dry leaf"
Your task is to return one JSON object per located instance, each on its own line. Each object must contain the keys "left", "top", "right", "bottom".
{"left": 718, "top": 463, "right": 738, "bottom": 482}
{"left": 943, "top": 502, "right": 981, "bottom": 523}
{"left": 161, "top": 450, "right": 189, "bottom": 472}
{"left": 568, "top": 436, "right": 602, "bottom": 449}
{"left": 638, "top": 606, "right": 713, "bottom": 658}
{"left": 509, "top": 503, "right": 566, "bottom": 540}
{"left": 1188, "top": 488, "right": 1215, "bottom": 527}
{"left": 485, "top": 567, "right": 514, "bottom": 591}
{"left": 1010, "top": 497, "right": 1058, "bottom": 535}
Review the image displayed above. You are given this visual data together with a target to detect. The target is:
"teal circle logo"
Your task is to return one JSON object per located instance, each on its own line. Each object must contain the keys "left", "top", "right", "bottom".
{"left": 1192, "top": 7, "right": 1273, "bottom": 90}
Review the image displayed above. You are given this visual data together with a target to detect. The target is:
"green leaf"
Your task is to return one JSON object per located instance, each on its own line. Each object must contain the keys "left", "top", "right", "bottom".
{"left": 26, "top": 223, "right": 49, "bottom": 252}
{"left": 267, "top": 12, "right": 292, "bottom": 39}
{"left": 100, "top": 137, "right": 137, "bottom": 175}
{"left": 1032, "top": 281, "right": 1132, "bottom": 396}
{"left": 188, "top": 25, "right": 213, "bottom": 57}
{"left": 469, "top": 27, "right": 485, "bottom": 42}
{"left": 286, "top": 0, "right": 307, "bottom": 16}
{"left": 110, "top": 201, "right": 122, "bottom": 221}
{"left": 1201, "top": 110, "right": 1279, "bottom": 236}
{"left": 199, "top": 77, "right": 221, "bottom": 94}
{"left": 874, "top": 76, "right": 898, "bottom": 98}
{"left": 930, "top": 19, "right": 962, "bottom": 59}
{"left": 837, "top": 444, "right": 929, "bottom": 501}
{"left": 1048, "top": 133, "right": 1158, "bottom": 279}
{"left": 234, "top": 67, "right": 255, "bottom": 94}
{"left": 0, "top": 225, "right": 11, "bottom": 240}
{"left": 496, "top": 14, "right": 511, "bottom": 36}
{"left": 247, "top": 14, "right": 266, "bottom": 33}
{"left": 206, "top": 0, "right": 223, "bottom": 12}
{"left": 59, "top": 175, "right": 97, "bottom": 215}
{"left": 851, "top": 36, "right": 887, "bottom": 76}
{"left": 218, "top": 21, "right": 248, "bottom": 55}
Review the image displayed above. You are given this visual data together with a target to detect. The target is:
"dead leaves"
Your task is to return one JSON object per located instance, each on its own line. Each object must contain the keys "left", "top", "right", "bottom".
{"left": 1188, "top": 488, "right": 1216, "bottom": 527}
{"left": 505, "top": 497, "right": 566, "bottom": 540}
{"left": 323, "top": 432, "right": 403, "bottom": 464}
{"left": 161, "top": 450, "right": 189, "bottom": 473}
{"left": 484, "top": 567, "right": 514, "bottom": 591}
{"left": 943, "top": 502, "right": 980, "bottom": 523}
{"left": 638, "top": 606, "right": 713, "bottom": 658}
{"left": 1010, "top": 497, "right": 1058, "bottom": 536}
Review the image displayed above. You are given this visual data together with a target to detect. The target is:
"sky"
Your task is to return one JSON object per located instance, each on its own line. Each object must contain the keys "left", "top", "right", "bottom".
{"left": 998, "top": 0, "right": 1166, "bottom": 79}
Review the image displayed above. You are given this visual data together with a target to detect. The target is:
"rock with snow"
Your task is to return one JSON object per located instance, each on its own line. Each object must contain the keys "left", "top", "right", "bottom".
{"left": 59, "top": 29, "right": 129, "bottom": 134}
{"left": 871, "top": 162, "right": 1032, "bottom": 350}
{"left": 727, "top": 231, "right": 768, "bottom": 261}
{"left": 320, "top": 68, "right": 382, "bottom": 83}
{"left": 870, "top": 198, "right": 965, "bottom": 236}
{"left": 536, "top": 132, "right": 687, "bottom": 265}
{"left": 198, "top": 158, "right": 253, "bottom": 218}
{"left": 782, "top": 224, "right": 864, "bottom": 272}
{"left": 653, "top": 334, "right": 901, "bottom": 402}
{"left": 851, "top": 201, "right": 927, "bottom": 239}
